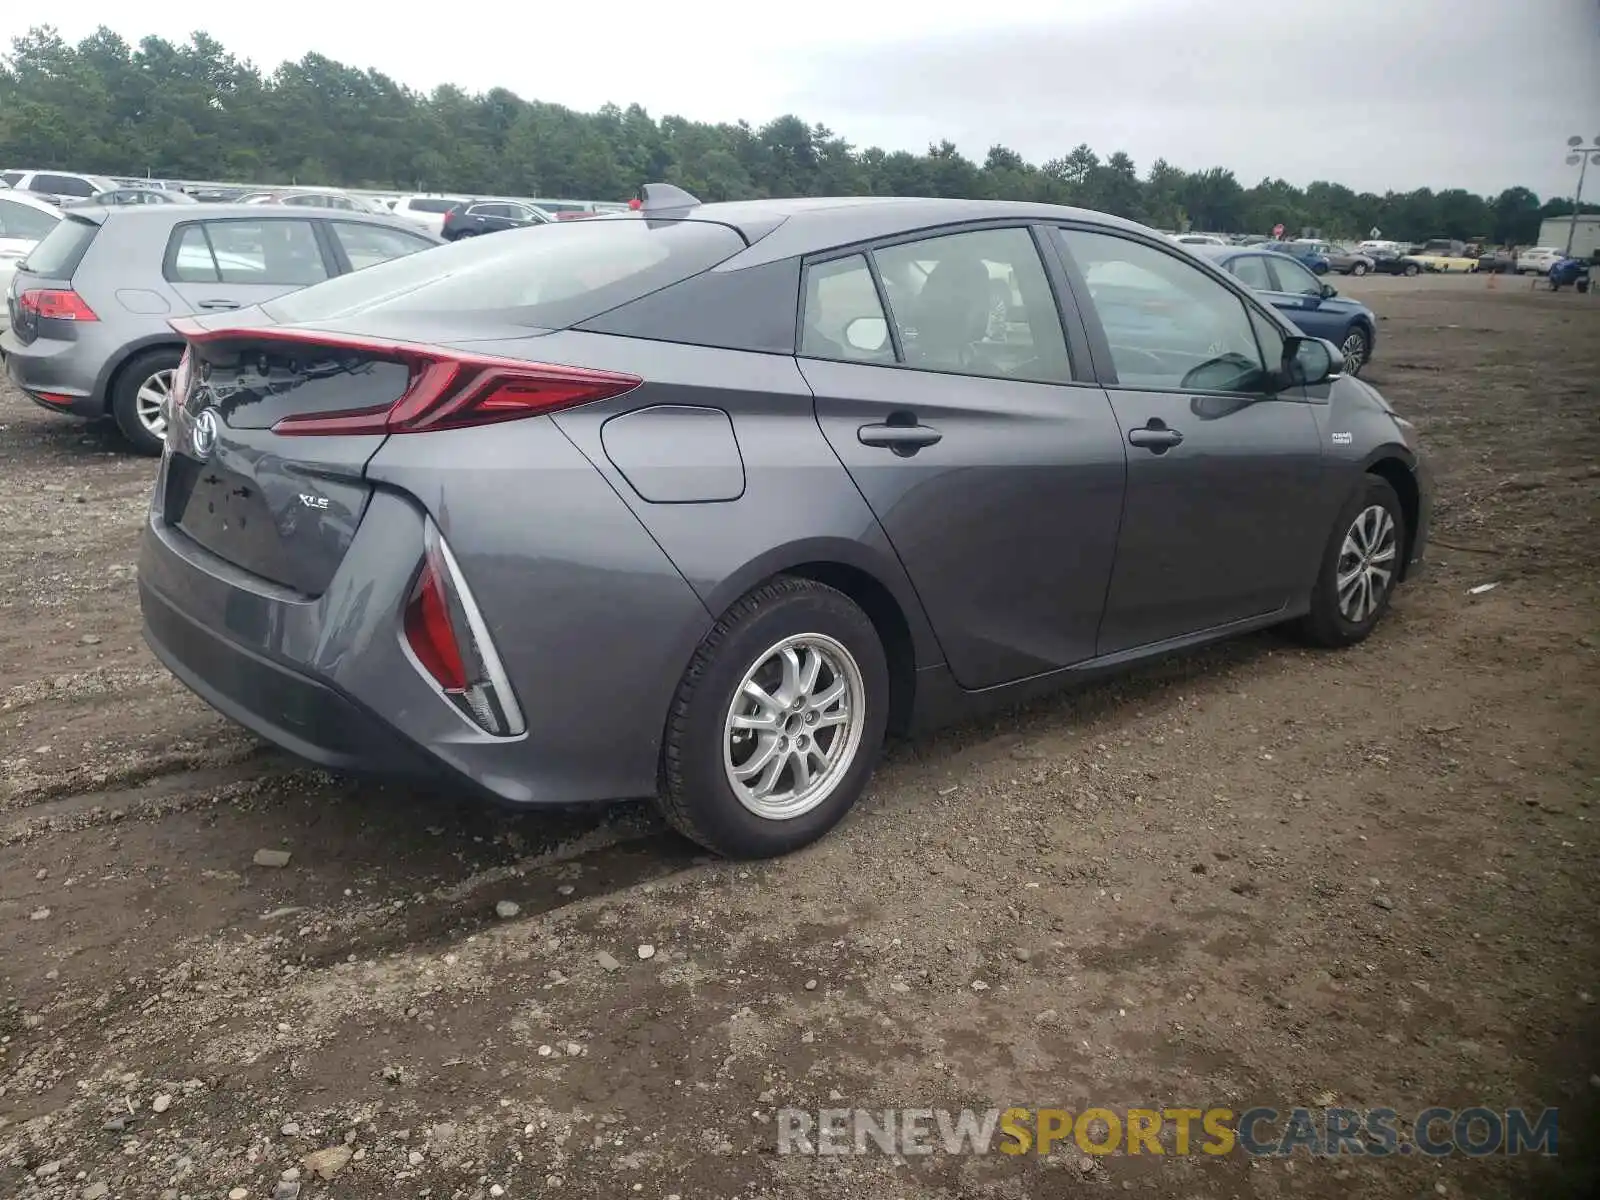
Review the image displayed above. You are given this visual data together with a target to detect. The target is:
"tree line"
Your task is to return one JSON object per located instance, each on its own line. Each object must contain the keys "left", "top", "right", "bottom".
{"left": 1, "top": 25, "right": 1590, "bottom": 245}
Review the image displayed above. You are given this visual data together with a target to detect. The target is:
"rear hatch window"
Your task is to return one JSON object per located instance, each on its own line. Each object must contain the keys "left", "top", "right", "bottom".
{"left": 262, "top": 217, "right": 744, "bottom": 331}
{"left": 22, "top": 214, "right": 101, "bottom": 278}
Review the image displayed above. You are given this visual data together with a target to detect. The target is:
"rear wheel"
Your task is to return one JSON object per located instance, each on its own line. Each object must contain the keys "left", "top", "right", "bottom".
{"left": 1403, "top": 263, "right": 1421, "bottom": 277}
{"left": 1351, "top": 262, "right": 1369, "bottom": 277}
{"left": 1294, "top": 475, "right": 1405, "bottom": 648}
{"left": 111, "top": 348, "right": 182, "bottom": 456}
{"left": 658, "top": 577, "right": 889, "bottom": 858}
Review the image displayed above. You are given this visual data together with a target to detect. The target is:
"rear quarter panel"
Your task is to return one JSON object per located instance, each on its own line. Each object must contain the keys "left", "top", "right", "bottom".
{"left": 364, "top": 410, "right": 716, "bottom": 804}
{"left": 535, "top": 332, "right": 944, "bottom": 668}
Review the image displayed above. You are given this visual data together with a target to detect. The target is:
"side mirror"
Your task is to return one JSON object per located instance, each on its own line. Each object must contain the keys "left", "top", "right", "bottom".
{"left": 844, "top": 315, "right": 890, "bottom": 354}
{"left": 1280, "top": 335, "right": 1337, "bottom": 388}
{"left": 1320, "top": 282, "right": 1338, "bottom": 299}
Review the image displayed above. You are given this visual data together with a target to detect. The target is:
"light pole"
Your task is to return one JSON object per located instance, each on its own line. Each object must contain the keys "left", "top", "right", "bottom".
{"left": 1563, "top": 135, "right": 1600, "bottom": 257}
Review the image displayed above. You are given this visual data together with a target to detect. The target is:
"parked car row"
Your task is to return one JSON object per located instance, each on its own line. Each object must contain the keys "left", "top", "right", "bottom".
{"left": 1, "top": 170, "right": 625, "bottom": 223}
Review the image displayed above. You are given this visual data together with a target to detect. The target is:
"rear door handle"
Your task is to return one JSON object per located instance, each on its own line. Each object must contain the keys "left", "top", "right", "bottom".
{"left": 858, "top": 420, "right": 942, "bottom": 456}
{"left": 197, "top": 299, "right": 240, "bottom": 311}
{"left": 1128, "top": 421, "right": 1184, "bottom": 453}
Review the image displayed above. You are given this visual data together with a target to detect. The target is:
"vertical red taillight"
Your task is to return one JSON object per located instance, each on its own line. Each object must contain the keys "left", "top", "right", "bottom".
{"left": 401, "top": 522, "right": 524, "bottom": 737}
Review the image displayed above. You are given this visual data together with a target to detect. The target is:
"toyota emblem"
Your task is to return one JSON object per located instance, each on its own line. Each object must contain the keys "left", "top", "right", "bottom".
{"left": 191, "top": 408, "right": 220, "bottom": 461}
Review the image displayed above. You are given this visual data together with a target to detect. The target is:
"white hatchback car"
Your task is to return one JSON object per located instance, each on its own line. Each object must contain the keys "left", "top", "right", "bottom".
{"left": 0, "top": 190, "right": 63, "bottom": 338}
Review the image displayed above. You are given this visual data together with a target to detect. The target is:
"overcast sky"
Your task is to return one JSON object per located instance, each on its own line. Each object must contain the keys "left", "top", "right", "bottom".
{"left": 4, "top": 0, "right": 1598, "bottom": 198}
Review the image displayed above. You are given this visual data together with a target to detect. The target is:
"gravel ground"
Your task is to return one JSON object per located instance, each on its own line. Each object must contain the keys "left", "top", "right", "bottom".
{"left": 2, "top": 272, "right": 1598, "bottom": 1199}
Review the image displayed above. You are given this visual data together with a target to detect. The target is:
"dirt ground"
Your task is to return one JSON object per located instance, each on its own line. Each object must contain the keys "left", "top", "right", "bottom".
{"left": 1, "top": 272, "right": 1597, "bottom": 1200}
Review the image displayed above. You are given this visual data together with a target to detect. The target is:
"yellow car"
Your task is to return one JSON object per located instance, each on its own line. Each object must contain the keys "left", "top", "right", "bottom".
{"left": 1410, "top": 252, "right": 1479, "bottom": 273}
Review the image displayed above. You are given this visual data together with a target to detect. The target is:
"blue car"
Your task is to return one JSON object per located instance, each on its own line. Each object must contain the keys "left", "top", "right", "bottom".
{"left": 1264, "top": 242, "right": 1332, "bottom": 275}
{"left": 1548, "top": 257, "right": 1592, "bottom": 292}
{"left": 1194, "top": 246, "right": 1378, "bottom": 375}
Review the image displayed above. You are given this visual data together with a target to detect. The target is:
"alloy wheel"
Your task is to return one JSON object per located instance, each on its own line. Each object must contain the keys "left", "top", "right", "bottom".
{"left": 1336, "top": 504, "right": 1397, "bottom": 624}
{"left": 135, "top": 368, "right": 175, "bottom": 439}
{"left": 1340, "top": 330, "right": 1368, "bottom": 375}
{"left": 722, "top": 633, "right": 865, "bottom": 821}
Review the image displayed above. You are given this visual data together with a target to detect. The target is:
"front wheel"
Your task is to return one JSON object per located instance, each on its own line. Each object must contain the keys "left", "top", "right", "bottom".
{"left": 657, "top": 578, "right": 889, "bottom": 858}
{"left": 1351, "top": 262, "right": 1369, "bottom": 277}
{"left": 111, "top": 348, "right": 183, "bottom": 456}
{"left": 1294, "top": 475, "right": 1406, "bottom": 648}
{"left": 1339, "top": 326, "right": 1370, "bottom": 376}
{"left": 1403, "top": 263, "right": 1421, "bottom": 277}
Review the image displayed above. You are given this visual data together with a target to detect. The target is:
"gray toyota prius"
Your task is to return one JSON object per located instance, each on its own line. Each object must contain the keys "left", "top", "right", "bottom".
{"left": 138, "top": 185, "right": 1432, "bottom": 858}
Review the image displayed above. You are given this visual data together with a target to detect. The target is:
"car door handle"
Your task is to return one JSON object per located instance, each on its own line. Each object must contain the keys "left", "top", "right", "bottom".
{"left": 1128, "top": 421, "right": 1184, "bottom": 453}
{"left": 197, "top": 299, "right": 240, "bottom": 310}
{"left": 858, "top": 419, "right": 942, "bottom": 456}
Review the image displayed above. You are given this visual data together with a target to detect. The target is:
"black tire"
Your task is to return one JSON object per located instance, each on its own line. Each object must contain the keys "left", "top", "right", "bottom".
{"left": 110, "top": 347, "right": 183, "bottom": 456}
{"left": 1403, "top": 263, "right": 1421, "bottom": 277}
{"left": 1294, "top": 475, "right": 1406, "bottom": 649}
{"left": 1351, "top": 262, "right": 1369, "bottom": 276}
{"left": 658, "top": 577, "right": 889, "bottom": 859}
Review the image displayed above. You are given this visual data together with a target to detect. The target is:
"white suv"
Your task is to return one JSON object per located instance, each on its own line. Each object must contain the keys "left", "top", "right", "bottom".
{"left": 0, "top": 169, "right": 118, "bottom": 206}
{"left": 390, "top": 194, "right": 471, "bottom": 236}
{"left": 1516, "top": 247, "right": 1565, "bottom": 275}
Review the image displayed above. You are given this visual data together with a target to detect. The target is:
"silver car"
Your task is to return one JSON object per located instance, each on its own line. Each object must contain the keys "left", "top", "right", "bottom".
{"left": 138, "top": 185, "right": 1433, "bottom": 859}
{"left": 2, "top": 203, "right": 441, "bottom": 452}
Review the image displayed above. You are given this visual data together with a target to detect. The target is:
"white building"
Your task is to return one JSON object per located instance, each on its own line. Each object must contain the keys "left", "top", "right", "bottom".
{"left": 1539, "top": 215, "right": 1600, "bottom": 259}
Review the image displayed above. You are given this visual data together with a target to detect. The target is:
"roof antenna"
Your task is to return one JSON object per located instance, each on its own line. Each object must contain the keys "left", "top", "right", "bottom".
{"left": 637, "top": 183, "right": 701, "bottom": 212}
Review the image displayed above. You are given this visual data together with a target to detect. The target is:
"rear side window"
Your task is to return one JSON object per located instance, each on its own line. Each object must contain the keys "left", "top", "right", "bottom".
{"left": 35, "top": 173, "right": 94, "bottom": 197}
{"left": 407, "top": 198, "right": 458, "bottom": 214}
{"left": 22, "top": 215, "right": 97, "bottom": 277}
{"left": 800, "top": 255, "right": 893, "bottom": 363}
{"left": 166, "top": 220, "right": 329, "bottom": 286}
{"left": 1228, "top": 256, "right": 1273, "bottom": 290}
{"left": 0, "top": 171, "right": 23, "bottom": 187}
{"left": 0, "top": 196, "right": 62, "bottom": 240}
{"left": 264, "top": 217, "right": 745, "bottom": 331}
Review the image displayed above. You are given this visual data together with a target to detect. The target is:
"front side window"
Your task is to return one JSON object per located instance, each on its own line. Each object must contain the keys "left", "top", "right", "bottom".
{"left": 800, "top": 254, "right": 893, "bottom": 364}
{"left": 1057, "top": 228, "right": 1266, "bottom": 393}
{"left": 872, "top": 226, "right": 1071, "bottom": 383}
{"left": 330, "top": 221, "right": 435, "bottom": 272}
{"left": 1268, "top": 255, "right": 1323, "bottom": 297}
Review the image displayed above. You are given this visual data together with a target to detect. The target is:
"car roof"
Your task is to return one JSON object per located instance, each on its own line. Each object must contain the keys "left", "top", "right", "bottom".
{"left": 0, "top": 189, "right": 65, "bottom": 218}
{"left": 615, "top": 195, "right": 1158, "bottom": 267}
{"left": 59, "top": 202, "right": 442, "bottom": 240}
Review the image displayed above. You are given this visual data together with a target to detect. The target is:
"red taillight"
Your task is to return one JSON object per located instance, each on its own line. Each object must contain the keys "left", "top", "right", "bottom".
{"left": 404, "top": 557, "right": 468, "bottom": 693}
{"left": 19, "top": 289, "right": 98, "bottom": 322}
{"left": 400, "top": 524, "right": 525, "bottom": 737}
{"left": 167, "top": 327, "right": 640, "bottom": 437}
